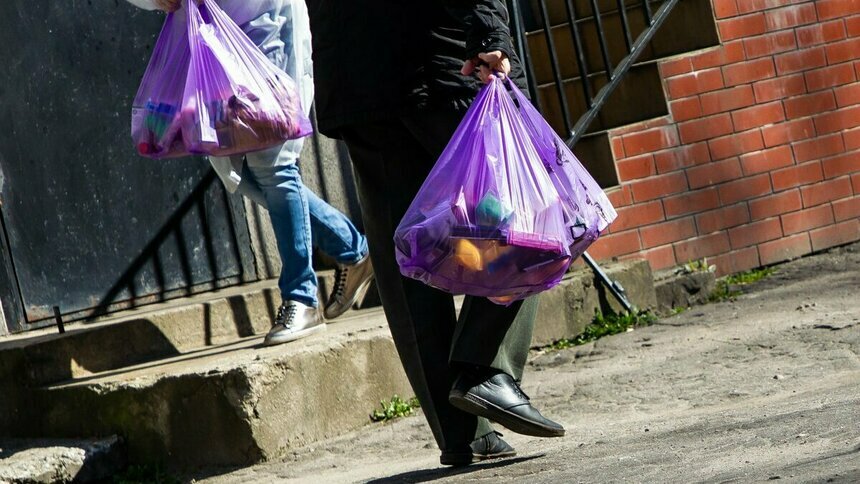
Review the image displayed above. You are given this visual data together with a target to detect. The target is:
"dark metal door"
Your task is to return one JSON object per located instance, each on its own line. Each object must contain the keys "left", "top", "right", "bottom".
{"left": 0, "top": 2, "right": 255, "bottom": 332}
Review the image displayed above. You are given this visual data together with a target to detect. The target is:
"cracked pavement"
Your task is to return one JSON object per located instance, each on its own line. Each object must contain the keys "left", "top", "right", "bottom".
{"left": 197, "top": 243, "right": 860, "bottom": 484}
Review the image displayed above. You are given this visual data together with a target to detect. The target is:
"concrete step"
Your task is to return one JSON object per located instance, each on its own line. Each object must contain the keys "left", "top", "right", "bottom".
{"left": 4, "top": 260, "right": 655, "bottom": 468}
{"left": 0, "top": 269, "right": 376, "bottom": 390}
{"left": 0, "top": 436, "right": 124, "bottom": 483}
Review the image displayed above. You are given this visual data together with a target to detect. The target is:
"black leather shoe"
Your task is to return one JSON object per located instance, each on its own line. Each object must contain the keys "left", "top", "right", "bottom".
{"left": 439, "top": 431, "right": 516, "bottom": 466}
{"left": 449, "top": 369, "right": 565, "bottom": 438}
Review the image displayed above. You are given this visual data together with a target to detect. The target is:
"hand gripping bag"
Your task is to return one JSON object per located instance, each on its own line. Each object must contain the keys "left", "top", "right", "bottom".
{"left": 507, "top": 82, "right": 617, "bottom": 258}
{"left": 131, "top": 0, "right": 312, "bottom": 158}
{"left": 394, "top": 78, "right": 573, "bottom": 305}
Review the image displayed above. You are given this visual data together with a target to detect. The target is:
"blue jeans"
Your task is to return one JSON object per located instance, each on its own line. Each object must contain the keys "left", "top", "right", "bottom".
{"left": 236, "top": 162, "right": 368, "bottom": 307}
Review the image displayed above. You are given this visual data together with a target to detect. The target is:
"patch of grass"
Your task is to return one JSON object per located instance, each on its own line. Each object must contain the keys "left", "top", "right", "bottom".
{"left": 709, "top": 267, "right": 776, "bottom": 302}
{"left": 546, "top": 309, "right": 657, "bottom": 351}
{"left": 672, "top": 306, "right": 687, "bottom": 315}
{"left": 370, "top": 395, "right": 420, "bottom": 423}
{"left": 113, "top": 464, "right": 180, "bottom": 484}
{"left": 676, "top": 258, "right": 716, "bottom": 275}
{"left": 725, "top": 267, "right": 775, "bottom": 285}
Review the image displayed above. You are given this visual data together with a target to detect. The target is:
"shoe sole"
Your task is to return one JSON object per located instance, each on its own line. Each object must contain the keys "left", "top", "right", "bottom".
{"left": 449, "top": 391, "right": 565, "bottom": 438}
{"left": 324, "top": 275, "right": 374, "bottom": 320}
{"left": 474, "top": 449, "right": 517, "bottom": 461}
{"left": 262, "top": 323, "right": 326, "bottom": 346}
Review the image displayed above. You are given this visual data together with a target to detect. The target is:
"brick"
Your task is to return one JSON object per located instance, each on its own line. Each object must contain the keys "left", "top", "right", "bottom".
{"left": 729, "top": 217, "right": 783, "bottom": 248}
{"left": 696, "top": 203, "right": 751, "bottom": 234}
{"left": 629, "top": 172, "right": 689, "bottom": 202}
{"left": 784, "top": 90, "right": 837, "bottom": 119}
{"left": 758, "top": 232, "right": 812, "bottom": 265}
{"left": 833, "top": 195, "right": 860, "bottom": 221}
{"left": 709, "top": 129, "right": 766, "bottom": 160}
{"left": 813, "top": 105, "right": 860, "bottom": 134}
{"left": 612, "top": 117, "right": 672, "bottom": 136}
{"left": 611, "top": 200, "right": 665, "bottom": 232}
{"left": 771, "top": 161, "right": 824, "bottom": 191}
{"left": 587, "top": 229, "right": 641, "bottom": 259}
{"left": 663, "top": 188, "right": 721, "bottom": 218}
{"left": 743, "top": 30, "right": 797, "bottom": 58}
{"left": 639, "top": 245, "right": 677, "bottom": 271}
{"left": 670, "top": 97, "right": 703, "bottom": 122}
{"left": 686, "top": 158, "right": 745, "bottom": 189}
{"left": 723, "top": 58, "right": 776, "bottom": 86}
{"left": 764, "top": 4, "right": 818, "bottom": 31}
{"left": 700, "top": 85, "right": 756, "bottom": 115}
{"left": 673, "top": 232, "right": 732, "bottom": 262}
{"left": 719, "top": 13, "right": 767, "bottom": 41}
{"left": 714, "top": 0, "right": 739, "bottom": 19}
{"left": 749, "top": 189, "right": 803, "bottom": 220}
{"left": 660, "top": 58, "right": 693, "bottom": 78}
{"left": 640, "top": 217, "right": 697, "bottom": 248}
{"left": 848, "top": 15, "right": 860, "bottom": 37}
{"left": 792, "top": 133, "right": 845, "bottom": 163}
{"left": 622, "top": 126, "right": 680, "bottom": 157}
{"left": 611, "top": 137, "right": 625, "bottom": 159}
{"left": 710, "top": 247, "right": 760, "bottom": 277}
{"left": 781, "top": 204, "right": 835, "bottom": 235}
{"left": 801, "top": 176, "right": 854, "bottom": 206}
{"left": 666, "top": 68, "right": 725, "bottom": 99}
{"left": 616, "top": 154, "right": 656, "bottom": 182}
{"left": 719, "top": 173, "right": 773, "bottom": 204}
{"left": 826, "top": 38, "right": 860, "bottom": 65}
{"left": 809, "top": 219, "right": 860, "bottom": 251}
{"left": 805, "top": 63, "right": 857, "bottom": 92}
{"left": 762, "top": 119, "right": 815, "bottom": 147}
{"left": 835, "top": 84, "right": 860, "bottom": 107}
{"left": 846, "top": 128, "right": 860, "bottom": 151}
{"left": 816, "top": 0, "right": 860, "bottom": 21}
{"left": 654, "top": 143, "right": 712, "bottom": 173}
{"left": 740, "top": 145, "right": 795, "bottom": 174}
{"left": 774, "top": 47, "right": 827, "bottom": 75}
{"left": 796, "top": 20, "right": 848, "bottom": 48}
{"left": 606, "top": 185, "right": 633, "bottom": 207}
{"left": 752, "top": 74, "right": 806, "bottom": 103}
{"left": 822, "top": 151, "right": 860, "bottom": 178}
{"left": 736, "top": 0, "right": 808, "bottom": 15}
{"left": 731, "top": 101, "right": 786, "bottom": 131}
{"left": 679, "top": 114, "right": 734, "bottom": 144}
{"left": 854, "top": 172, "right": 860, "bottom": 193}
{"left": 690, "top": 42, "right": 746, "bottom": 70}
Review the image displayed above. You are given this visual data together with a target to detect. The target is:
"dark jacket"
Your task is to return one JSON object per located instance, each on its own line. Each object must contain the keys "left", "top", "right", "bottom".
{"left": 305, "top": 0, "right": 526, "bottom": 138}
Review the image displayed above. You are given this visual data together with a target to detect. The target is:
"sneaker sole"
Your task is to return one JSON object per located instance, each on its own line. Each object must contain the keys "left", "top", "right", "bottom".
{"left": 262, "top": 323, "right": 326, "bottom": 346}
{"left": 449, "top": 390, "right": 565, "bottom": 438}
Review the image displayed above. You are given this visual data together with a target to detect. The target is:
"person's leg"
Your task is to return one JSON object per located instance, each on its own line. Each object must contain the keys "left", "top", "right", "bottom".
{"left": 341, "top": 121, "right": 481, "bottom": 453}
{"left": 245, "top": 162, "right": 318, "bottom": 308}
{"left": 401, "top": 111, "right": 562, "bottom": 438}
{"left": 303, "top": 187, "right": 367, "bottom": 264}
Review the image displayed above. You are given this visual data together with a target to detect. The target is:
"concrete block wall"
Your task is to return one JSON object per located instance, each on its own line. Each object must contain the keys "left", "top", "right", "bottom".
{"left": 589, "top": 0, "right": 860, "bottom": 276}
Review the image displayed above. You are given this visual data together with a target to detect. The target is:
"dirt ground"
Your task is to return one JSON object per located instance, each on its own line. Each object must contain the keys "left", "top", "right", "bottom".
{"left": 196, "top": 243, "right": 860, "bottom": 483}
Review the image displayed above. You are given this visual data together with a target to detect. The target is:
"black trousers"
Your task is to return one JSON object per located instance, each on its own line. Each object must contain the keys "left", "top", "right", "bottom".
{"left": 341, "top": 110, "right": 538, "bottom": 452}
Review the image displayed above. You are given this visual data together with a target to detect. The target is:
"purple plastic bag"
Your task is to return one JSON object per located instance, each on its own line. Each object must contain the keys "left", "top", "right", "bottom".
{"left": 394, "top": 78, "right": 573, "bottom": 305}
{"left": 131, "top": 0, "right": 312, "bottom": 159}
{"left": 508, "top": 82, "right": 617, "bottom": 258}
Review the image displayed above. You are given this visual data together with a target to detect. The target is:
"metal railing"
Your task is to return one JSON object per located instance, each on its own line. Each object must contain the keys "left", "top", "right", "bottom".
{"left": 510, "top": 0, "right": 680, "bottom": 145}
{"left": 508, "top": 0, "right": 682, "bottom": 312}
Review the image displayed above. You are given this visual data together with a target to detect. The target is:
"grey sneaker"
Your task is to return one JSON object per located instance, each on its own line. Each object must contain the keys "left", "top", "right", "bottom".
{"left": 324, "top": 254, "right": 375, "bottom": 320}
{"left": 263, "top": 300, "right": 325, "bottom": 346}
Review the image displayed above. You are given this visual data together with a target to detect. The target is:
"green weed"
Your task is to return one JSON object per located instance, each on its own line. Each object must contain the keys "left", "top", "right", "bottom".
{"left": 370, "top": 395, "right": 421, "bottom": 423}
{"left": 546, "top": 309, "right": 657, "bottom": 351}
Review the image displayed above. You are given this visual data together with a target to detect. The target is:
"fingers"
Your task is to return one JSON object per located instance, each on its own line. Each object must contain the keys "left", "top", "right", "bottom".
{"left": 461, "top": 59, "right": 476, "bottom": 76}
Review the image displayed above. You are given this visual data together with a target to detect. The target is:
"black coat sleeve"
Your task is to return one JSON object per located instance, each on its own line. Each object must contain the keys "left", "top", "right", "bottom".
{"left": 443, "top": 0, "right": 515, "bottom": 60}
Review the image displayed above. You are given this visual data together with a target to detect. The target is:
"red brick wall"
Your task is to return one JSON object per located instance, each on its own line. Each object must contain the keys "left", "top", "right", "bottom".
{"left": 592, "top": 0, "right": 860, "bottom": 276}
